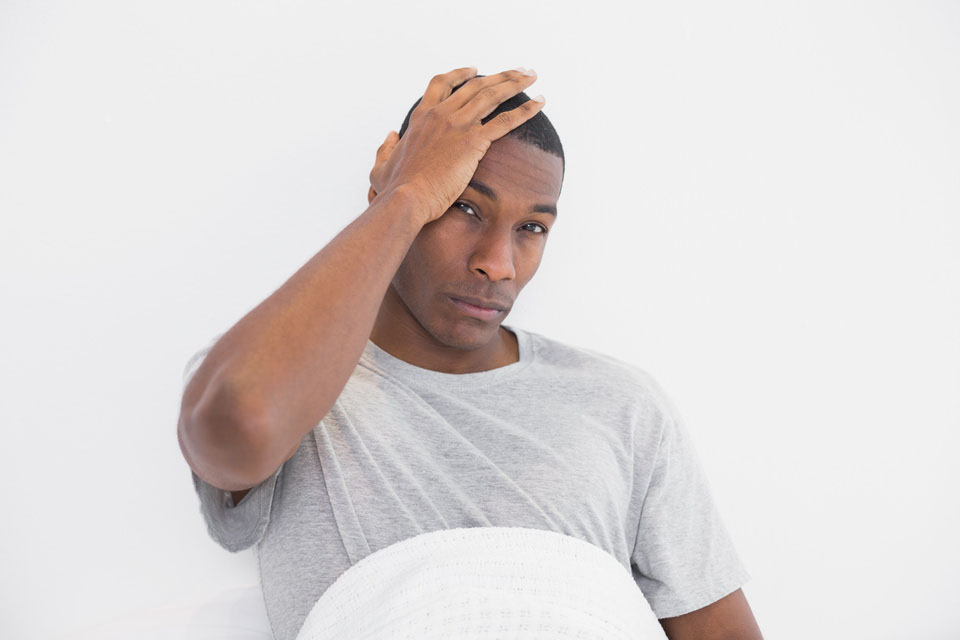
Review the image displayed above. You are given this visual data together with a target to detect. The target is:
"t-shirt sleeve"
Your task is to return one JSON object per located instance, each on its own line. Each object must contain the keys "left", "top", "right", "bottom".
{"left": 182, "top": 333, "right": 284, "bottom": 553}
{"left": 629, "top": 373, "right": 751, "bottom": 619}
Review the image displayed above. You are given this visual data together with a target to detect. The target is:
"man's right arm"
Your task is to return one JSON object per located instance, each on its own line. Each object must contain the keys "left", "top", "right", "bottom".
{"left": 177, "top": 66, "right": 544, "bottom": 501}
{"left": 177, "top": 184, "right": 432, "bottom": 497}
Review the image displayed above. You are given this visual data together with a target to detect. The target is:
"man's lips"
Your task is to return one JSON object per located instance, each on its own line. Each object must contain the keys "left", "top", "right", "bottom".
{"left": 449, "top": 295, "right": 505, "bottom": 311}
{"left": 447, "top": 296, "right": 505, "bottom": 320}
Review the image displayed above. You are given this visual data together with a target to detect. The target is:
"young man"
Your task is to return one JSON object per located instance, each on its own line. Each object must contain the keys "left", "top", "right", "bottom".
{"left": 178, "top": 66, "right": 763, "bottom": 640}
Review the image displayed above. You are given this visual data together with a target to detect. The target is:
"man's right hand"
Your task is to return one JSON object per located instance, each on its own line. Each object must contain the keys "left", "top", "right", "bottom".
{"left": 368, "top": 66, "right": 544, "bottom": 226}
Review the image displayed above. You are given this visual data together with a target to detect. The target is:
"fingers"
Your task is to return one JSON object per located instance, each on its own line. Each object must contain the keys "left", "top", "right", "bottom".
{"left": 418, "top": 66, "right": 479, "bottom": 110}
{"left": 444, "top": 68, "right": 539, "bottom": 121}
{"left": 443, "top": 68, "right": 533, "bottom": 110}
{"left": 479, "top": 94, "right": 546, "bottom": 142}
{"left": 369, "top": 130, "right": 398, "bottom": 186}
{"left": 375, "top": 130, "right": 398, "bottom": 162}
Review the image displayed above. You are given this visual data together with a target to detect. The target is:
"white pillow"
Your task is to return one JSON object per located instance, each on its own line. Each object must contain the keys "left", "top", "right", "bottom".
{"left": 296, "top": 526, "right": 667, "bottom": 640}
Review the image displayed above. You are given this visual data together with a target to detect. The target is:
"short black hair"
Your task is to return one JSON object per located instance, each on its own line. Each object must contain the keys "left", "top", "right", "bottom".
{"left": 398, "top": 74, "right": 565, "bottom": 182}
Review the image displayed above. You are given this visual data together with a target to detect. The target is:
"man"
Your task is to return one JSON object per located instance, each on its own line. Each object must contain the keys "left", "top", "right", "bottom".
{"left": 178, "top": 65, "right": 763, "bottom": 639}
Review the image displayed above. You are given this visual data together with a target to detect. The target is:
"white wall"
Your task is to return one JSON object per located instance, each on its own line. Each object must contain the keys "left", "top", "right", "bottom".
{"left": 2, "top": 1, "right": 957, "bottom": 638}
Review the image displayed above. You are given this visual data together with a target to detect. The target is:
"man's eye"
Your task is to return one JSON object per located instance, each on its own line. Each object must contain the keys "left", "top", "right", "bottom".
{"left": 455, "top": 202, "right": 547, "bottom": 235}
{"left": 455, "top": 201, "right": 476, "bottom": 216}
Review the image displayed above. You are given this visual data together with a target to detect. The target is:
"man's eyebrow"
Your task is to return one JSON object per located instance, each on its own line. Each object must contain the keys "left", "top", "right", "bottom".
{"left": 467, "top": 180, "right": 557, "bottom": 217}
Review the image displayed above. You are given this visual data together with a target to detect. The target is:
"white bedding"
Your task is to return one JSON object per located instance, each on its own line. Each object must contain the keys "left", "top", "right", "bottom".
{"left": 295, "top": 526, "right": 668, "bottom": 640}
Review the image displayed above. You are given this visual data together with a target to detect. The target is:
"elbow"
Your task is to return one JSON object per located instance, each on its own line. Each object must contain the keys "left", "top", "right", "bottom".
{"left": 178, "top": 380, "right": 276, "bottom": 490}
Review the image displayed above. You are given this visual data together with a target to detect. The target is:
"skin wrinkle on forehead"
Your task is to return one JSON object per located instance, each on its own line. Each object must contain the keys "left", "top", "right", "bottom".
{"left": 467, "top": 135, "right": 562, "bottom": 217}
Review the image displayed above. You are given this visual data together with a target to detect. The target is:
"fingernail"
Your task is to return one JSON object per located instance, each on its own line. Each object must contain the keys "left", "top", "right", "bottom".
{"left": 523, "top": 68, "right": 537, "bottom": 76}
{"left": 513, "top": 66, "right": 527, "bottom": 72}
{"left": 532, "top": 94, "right": 545, "bottom": 103}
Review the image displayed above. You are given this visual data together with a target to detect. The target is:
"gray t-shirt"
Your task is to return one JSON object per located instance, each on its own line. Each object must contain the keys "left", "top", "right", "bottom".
{"left": 182, "top": 325, "right": 750, "bottom": 640}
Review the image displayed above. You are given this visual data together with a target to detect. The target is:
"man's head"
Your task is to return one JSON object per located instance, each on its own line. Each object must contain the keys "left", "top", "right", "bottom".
{"left": 370, "top": 72, "right": 565, "bottom": 363}
{"left": 397, "top": 74, "right": 565, "bottom": 187}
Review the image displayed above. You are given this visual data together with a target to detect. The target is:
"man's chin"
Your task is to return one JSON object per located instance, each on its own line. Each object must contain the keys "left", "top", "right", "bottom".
{"left": 428, "top": 317, "right": 502, "bottom": 352}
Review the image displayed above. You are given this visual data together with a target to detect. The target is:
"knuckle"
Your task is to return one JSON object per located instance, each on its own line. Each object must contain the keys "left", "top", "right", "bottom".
{"left": 477, "top": 86, "right": 498, "bottom": 102}
{"left": 495, "top": 110, "right": 514, "bottom": 127}
{"left": 429, "top": 106, "right": 451, "bottom": 122}
{"left": 418, "top": 107, "right": 447, "bottom": 129}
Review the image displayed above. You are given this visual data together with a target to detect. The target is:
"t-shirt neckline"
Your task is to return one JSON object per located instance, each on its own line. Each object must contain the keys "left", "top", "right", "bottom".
{"left": 359, "top": 324, "right": 535, "bottom": 390}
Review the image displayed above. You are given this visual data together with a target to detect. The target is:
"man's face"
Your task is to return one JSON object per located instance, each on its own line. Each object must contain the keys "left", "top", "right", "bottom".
{"left": 386, "top": 135, "right": 563, "bottom": 351}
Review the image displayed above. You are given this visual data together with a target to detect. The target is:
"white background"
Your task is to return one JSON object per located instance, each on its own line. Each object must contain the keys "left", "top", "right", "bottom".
{"left": 2, "top": 1, "right": 958, "bottom": 638}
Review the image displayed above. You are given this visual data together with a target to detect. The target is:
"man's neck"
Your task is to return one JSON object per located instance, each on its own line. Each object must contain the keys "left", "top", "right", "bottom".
{"left": 369, "top": 321, "right": 518, "bottom": 374}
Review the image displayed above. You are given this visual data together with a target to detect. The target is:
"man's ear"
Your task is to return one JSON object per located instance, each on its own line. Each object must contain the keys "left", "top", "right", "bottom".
{"left": 367, "top": 185, "right": 377, "bottom": 205}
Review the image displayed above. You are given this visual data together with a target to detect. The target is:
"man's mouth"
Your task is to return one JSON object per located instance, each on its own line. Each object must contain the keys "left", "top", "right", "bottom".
{"left": 448, "top": 296, "right": 503, "bottom": 320}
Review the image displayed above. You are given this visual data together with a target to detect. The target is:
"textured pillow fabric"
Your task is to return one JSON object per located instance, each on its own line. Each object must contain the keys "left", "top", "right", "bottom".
{"left": 296, "top": 526, "right": 668, "bottom": 640}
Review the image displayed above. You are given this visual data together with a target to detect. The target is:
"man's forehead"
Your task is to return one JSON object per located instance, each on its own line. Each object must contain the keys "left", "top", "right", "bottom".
{"left": 472, "top": 137, "right": 563, "bottom": 200}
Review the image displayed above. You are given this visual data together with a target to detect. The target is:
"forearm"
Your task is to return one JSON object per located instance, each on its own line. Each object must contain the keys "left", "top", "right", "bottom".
{"left": 181, "top": 185, "right": 431, "bottom": 485}
{"left": 659, "top": 589, "right": 763, "bottom": 640}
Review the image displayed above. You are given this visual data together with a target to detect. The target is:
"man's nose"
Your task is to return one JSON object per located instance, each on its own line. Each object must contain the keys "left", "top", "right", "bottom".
{"left": 468, "top": 232, "right": 517, "bottom": 281}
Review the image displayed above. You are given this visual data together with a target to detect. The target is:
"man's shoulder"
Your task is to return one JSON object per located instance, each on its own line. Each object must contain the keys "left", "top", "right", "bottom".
{"left": 525, "top": 329, "right": 668, "bottom": 404}
{"left": 527, "top": 330, "right": 692, "bottom": 451}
